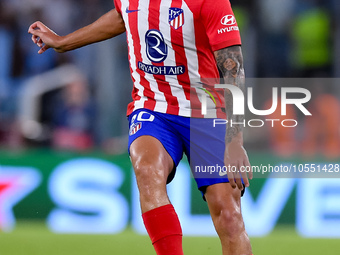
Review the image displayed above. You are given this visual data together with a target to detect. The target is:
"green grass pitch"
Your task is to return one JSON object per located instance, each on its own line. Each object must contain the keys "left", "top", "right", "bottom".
{"left": 0, "top": 222, "right": 339, "bottom": 255}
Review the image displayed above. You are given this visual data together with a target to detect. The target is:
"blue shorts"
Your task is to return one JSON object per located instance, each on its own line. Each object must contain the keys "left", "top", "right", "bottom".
{"left": 128, "top": 108, "right": 230, "bottom": 197}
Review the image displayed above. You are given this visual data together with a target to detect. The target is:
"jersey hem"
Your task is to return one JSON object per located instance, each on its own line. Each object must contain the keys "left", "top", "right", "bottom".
{"left": 127, "top": 105, "right": 226, "bottom": 119}
{"left": 211, "top": 39, "right": 241, "bottom": 52}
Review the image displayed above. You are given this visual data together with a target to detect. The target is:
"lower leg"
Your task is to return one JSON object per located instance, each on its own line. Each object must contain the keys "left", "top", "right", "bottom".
{"left": 136, "top": 171, "right": 183, "bottom": 255}
{"left": 205, "top": 183, "right": 252, "bottom": 255}
{"left": 130, "top": 136, "right": 183, "bottom": 255}
{"left": 213, "top": 210, "right": 251, "bottom": 255}
{"left": 142, "top": 204, "right": 183, "bottom": 255}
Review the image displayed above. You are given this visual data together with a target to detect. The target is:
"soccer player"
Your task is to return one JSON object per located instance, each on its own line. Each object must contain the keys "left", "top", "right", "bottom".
{"left": 28, "top": 0, "right": 253, "bottom": 254}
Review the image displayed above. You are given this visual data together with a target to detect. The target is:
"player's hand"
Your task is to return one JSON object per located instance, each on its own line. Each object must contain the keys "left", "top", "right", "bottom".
{"left": 28, "top": 21, "right": 64, "bottom": 54}
{"left": 224, "top": 140, "right": 253, "bottom": 190}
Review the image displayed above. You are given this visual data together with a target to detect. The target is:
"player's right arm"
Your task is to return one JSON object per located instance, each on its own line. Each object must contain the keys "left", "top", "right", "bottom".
{"left": 28, "top": 9, "right": 125, "bottom": 54}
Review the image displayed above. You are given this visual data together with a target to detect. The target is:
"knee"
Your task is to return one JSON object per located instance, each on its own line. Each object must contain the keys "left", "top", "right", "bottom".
{"left": 134, "top": 155, "right": 166, "bottom": 179}
{"left": 133, "top": 156, "right": 170, "bottom": 194}
{"left": 214, "top": 206, "right": 245, "bottom": 241}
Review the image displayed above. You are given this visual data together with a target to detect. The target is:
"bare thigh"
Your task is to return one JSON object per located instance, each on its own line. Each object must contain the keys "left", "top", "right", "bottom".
{"left": 129, "top": 135, "right": 174, "bottom": 213}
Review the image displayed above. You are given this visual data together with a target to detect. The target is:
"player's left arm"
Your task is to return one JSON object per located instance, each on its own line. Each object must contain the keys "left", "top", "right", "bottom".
{"left": 214, "top": 45, "right": 253, "bottom": 190}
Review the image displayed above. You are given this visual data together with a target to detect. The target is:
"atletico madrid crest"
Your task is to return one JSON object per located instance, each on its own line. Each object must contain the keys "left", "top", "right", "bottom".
{"left": 169, "top": 8, "right": 184, "bottom": 30}
{"left": 129, "top": 122, "right": 142, "bottom": 135}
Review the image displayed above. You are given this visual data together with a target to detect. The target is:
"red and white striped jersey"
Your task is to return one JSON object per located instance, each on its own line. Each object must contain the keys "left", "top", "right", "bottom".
{"left": 113, "top": 0, "right": 241, "bottom": 117}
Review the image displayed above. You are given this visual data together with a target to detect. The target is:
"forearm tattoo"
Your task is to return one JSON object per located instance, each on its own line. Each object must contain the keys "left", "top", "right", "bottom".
{"left": 214, "top": 46, "right": 245, "bottom": 144}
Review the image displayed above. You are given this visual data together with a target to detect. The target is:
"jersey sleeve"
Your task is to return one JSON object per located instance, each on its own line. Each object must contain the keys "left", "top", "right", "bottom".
{"left": 113, "top": 0, "right": 122, "bottom": 15}
{"left": 200, "top": 0, "right": 241, "bottom": 51}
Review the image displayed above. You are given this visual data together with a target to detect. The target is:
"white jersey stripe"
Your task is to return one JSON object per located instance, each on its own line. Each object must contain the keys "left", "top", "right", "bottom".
{"left": 160, "top": 0, "right": 190, "bottom": 116}
{"left": 181, "top": 1, "right": 200, "bottom": 82}
{"left": 138, "top": 0, "right": 168, "bottom": 113}
{"left": 181, "top": 1, "right": 217, "bottom": 118}
{"left": 121, "top": 0, "right": 146, "bottom": 111}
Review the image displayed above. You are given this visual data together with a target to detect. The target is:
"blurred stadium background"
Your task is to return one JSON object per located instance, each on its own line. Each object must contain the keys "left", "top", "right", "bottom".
{"left": 1, "top": 0, "right": 340, "bottom": 254}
